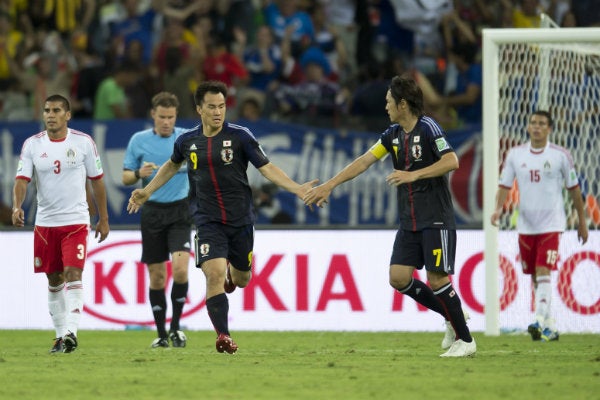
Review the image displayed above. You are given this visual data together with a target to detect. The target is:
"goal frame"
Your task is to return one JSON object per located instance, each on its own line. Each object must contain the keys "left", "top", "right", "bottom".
{"left": 482, "top": 28, "right": 600, "bottom": 336}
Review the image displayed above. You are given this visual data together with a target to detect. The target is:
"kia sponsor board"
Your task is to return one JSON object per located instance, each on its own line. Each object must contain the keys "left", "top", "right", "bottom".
{"left": 1, "top": 230, "right": 598, "bottom": 332}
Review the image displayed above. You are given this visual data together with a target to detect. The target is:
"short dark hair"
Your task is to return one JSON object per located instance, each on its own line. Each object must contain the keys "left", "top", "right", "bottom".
{"left": 194, "top": 80, "right": 228, "bottom": 106}
{"left": 45, "top": 94, "right": 71, "bottom": 112}
{"left": 532, "top": 110, "right": 553, "bottom": 127}
{"left": 152, "top": 92, "right": 179, "bottom": 109}
{"left": 389, "top": 74, "right": 424, "bottom": 117}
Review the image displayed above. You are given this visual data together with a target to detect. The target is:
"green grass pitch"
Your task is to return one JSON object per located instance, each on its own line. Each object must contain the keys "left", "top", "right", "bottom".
{"left": 0, "top": 330, "right": 598, "bottom": 399}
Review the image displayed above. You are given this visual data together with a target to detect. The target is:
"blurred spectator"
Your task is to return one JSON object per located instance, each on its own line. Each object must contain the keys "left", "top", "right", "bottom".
{"left": 237, "top": 91, "right": 265, "bottom": 122}
{"left": 109, "top": 0, "right": 161, "bottom": 65}
{"left": 504, "top": 0, "right": 543, "bottom": 28}
{"left": 93, "top": 61, "right": 139, "bottom": 119}
{"left": 0, "top": 78, "right": 32, "bottom": 120}
{"left": 310, "top": 2, "right": 350, "bottom": 83}
{"left": 271, "top": 49, "right": 349, "bottom": 127}
{"left": 202, "top": 32, "right": 249, "bottom": 110}
{"left": 319, "top": 0, "right": 358, "bottom": 80}
{"left": 120, "top": 38, "right": 159, "bottom": 118}
{"left": 0, "top": 9, "right": 24, "bottom": 87}
{"left": 418, "top": 41, "right": 482, "bottom": 128}
{"left": 349, "top": 61, "right": 390, "bottom": 132}
{"left": 211, "top": 0, "right": 255, "bottom": 50}
{"left": 70, "top": 45, "right": 106, "bottom": 119}
{"left": 237, "top": 24, "right": 282, "bottom": 92}
{"left": 570, "top": 0, "right": 600, "bottom": 27}
{"left": 162, "top": 46, "right": 197, "bottom": 119}
{"left": 42, "top": 0, "right": 96, "bottom": 43}
{"left": 263, "top": 0, "right": 315, "bottom": 59}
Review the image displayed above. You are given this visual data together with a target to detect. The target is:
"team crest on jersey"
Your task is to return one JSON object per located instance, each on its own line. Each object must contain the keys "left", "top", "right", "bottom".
{"left": 34, "top": 257, "right": 42, "bottom": 268}
{"left": 411, "top": 144, "right": 422, "bottom": 160}
{"left": 66, "top": 148, "right": 77, "bottom": 166}
{"left": 221, "top": 148, "right": 233, "bottom": 164}
{"left": 223, "top": 140, "right": 231, "bottom": 147}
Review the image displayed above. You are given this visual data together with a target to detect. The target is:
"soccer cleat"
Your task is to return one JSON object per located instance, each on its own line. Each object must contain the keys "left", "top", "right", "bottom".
{"left": 62, "top": 332, "right": 78, "bottom": 353}
{"left": 540, "top": 328, "right": 559, "bottom": 342}
{"left": 49, "top": 337, "right": 64, "bottom": 353}
{"left": 527, "top": 322, "right": 543, "bottom": 341}
{"left": 440, "top": 338, "right": 476, "bottom": 357}
{"left": 216, "top": 333, "right": 238, "bottom": 354}
{"left": 151, "top": 337, "right": 170, "bottom": 348}
{"left": 224, "top": 263, "right": 236, "bottom": 294}
{"left": 442, "top": 310, "right": 470, "bottom": 350}
{"left": 169, "top": 330, "right": 187, "bottom": 348}
{"left": 441, "top": 321, "right": 455, "bottom": 350}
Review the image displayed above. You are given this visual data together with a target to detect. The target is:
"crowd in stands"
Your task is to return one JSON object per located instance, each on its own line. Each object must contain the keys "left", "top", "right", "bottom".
{"left": 0, "top": 0, "right": 598, "bottom": 132}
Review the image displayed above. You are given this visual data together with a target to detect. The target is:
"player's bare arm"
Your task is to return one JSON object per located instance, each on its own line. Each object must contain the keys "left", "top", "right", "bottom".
{"left": 491, "top": 187, "right": 510, "bottom": 227}
{"left": 90, "top": 177, "right": 110, "bottom": 242}
{"left": 304, "top": 151, "right": 377, "bottom": 208}
{"left": 11, "top": 178, "right": 27, "bottom": 227}
{"left": 128, "top": 159, "right": 181, "bottom": 213}
{"left": 386, "top": 152, "right": 458, "bottom": 187}
{"left": 568, "top": 186, "right": 589, "bottom": 244}
{"left": 258, "top": 162, "right": 319, "bottom": 201}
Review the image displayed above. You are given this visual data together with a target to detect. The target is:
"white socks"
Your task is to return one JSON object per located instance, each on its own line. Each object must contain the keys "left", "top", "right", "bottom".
{"left": 535, "top": 275, "right": 552, "bottom": 328}
{"left": 48, "top": 283, "right": 66, "bottom": 338}
{"left": 65, "top": 281, "right": 84, "bottom": 336}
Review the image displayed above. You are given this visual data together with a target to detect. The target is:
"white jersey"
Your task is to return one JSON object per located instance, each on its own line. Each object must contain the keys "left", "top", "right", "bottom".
{"left": 499, "top": 141, "right": 579, "bottom": 234}
{"left": 16, "top": 128, "right": 104, "bottom": 226}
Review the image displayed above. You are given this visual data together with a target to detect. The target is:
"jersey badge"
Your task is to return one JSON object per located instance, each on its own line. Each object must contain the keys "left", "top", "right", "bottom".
{"left": 34, "top": 257, "right": 42, "bottom": 268}
{"left": 413, "top": 136, "right": 420, "bottom": 143}
{"left": 223, "top": 140, "right": 231, "bottom": 147}
{"left": 435, "top": 137, "right": 449, "bottom": 152}
{"left": 411, "top": 144, "right": 422, "bottom": 160}
{"left": 66, "top": 148, "right": 77, "bottom": 166}
{"left": 221, "top": 148, "right": 234, "bottom": 164}
{"left": 199, "top": 243, "right": 210, "bottom": 256}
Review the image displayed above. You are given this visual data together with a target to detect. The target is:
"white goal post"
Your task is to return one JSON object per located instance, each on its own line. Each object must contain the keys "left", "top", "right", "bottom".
{"left": 482, "top": 28, "right": 600, "bottom": 336}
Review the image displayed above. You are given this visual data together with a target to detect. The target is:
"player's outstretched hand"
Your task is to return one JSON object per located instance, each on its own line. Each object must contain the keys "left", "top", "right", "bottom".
{"left": 304, "top": 183, "right": 331, "bottom": 208}
{"left": 127, "top": 189, "right": 149, "bottom": 214}
{"left": 295, "top": 179, "right": 319, "bottom": 211}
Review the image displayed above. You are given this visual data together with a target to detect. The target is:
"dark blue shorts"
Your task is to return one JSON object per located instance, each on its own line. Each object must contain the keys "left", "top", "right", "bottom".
{"left": 140, "top": 199, "right": 192, "bottom": 264}
{"left": 390, "top": 229, "right": 456, "bottom": 274}
{"left": 194, "top": 222, "right": 254, "bottom": 271}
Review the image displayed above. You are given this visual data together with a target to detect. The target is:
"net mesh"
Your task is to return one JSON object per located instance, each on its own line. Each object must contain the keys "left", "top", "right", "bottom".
{"left": 495, "top": 38, "right": 600, "bottom": 332}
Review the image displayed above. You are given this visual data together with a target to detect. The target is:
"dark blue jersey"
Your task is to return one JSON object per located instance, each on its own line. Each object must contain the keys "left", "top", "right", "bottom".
{"left": 172, "top": 122, "right": 270, "bottom": 227}
{"left": 370, "top": 116, "right": 456, "bottom": 231}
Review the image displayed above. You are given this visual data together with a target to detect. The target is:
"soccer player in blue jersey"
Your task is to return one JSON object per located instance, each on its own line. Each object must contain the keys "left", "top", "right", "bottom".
{"left": 304, "top": 75, "right": 476, "bottom": 357}
{"left": 123, "top": 92, "right": 191, "bottom": 348}
{"left": 127, "top": 81, "right": 318, "bottom": 353}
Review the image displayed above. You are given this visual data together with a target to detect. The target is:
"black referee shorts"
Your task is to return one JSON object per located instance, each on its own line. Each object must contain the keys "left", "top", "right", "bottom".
{"left": 140, "top": 199, "right": 192, "bottom": 264}
{"left": 390, "top": 228, "right": 456, "bottom": 274}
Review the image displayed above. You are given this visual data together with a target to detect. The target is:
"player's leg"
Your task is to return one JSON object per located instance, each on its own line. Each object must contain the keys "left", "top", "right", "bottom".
{"left": 196, "top": 223, "right": 238, "bottom": 353}
{"left": 61, "top": 224, "right": 90, "bottom": 353}
{"left": 389, "top": 229, "right": 447, "bottom": 318}
{"left": 422, "top": 229, "right": 475, "bottom": 357}
{"left": 519, "top": 234, "right": 544, "bottom": 340}
{"left": 533, "top": 232, "right": 561, "bottom": 341}
{"left": 226, "top": 224, "right": 254, "bottom": 289}
{"left": 36, "top": 226, "right": 67, "bottom": 352}
{"left": 166, "top": 204, "right": 192, "bottom": 347}
{"left": 141, "top": 204, "right": 171, "bottom": 347}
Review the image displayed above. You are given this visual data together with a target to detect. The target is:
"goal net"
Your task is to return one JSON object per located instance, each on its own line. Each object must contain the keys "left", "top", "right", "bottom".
{"left": 482, "top": 27, "right": 600, "bottom": 335}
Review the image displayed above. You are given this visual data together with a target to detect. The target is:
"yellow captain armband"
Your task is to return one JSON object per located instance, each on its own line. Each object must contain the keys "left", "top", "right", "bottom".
{"left": 369, "top": 140, "right": 389, "bottom": 160}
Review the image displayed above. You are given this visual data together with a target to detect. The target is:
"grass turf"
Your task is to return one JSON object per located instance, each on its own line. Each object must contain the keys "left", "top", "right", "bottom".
{"left": 0, "top": 330, "right": 598, "bottom": 400}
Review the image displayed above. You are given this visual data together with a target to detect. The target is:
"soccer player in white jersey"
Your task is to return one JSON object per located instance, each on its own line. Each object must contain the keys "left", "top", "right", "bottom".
{"left": 491, "top": 110, "right": 588, "bottom": 342}
{"left": 11, "top": 94, "right": 110, "bottom": 354}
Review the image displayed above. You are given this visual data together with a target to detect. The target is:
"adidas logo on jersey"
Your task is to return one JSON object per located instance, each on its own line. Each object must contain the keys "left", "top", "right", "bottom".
{"left": 190, "top": 144, "right": 197, "bottom": 150}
